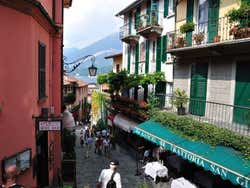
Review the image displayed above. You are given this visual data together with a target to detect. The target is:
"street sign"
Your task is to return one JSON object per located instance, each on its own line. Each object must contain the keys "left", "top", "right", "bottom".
{"left": 38, "top": 120, "right": 61, "bottom": 131}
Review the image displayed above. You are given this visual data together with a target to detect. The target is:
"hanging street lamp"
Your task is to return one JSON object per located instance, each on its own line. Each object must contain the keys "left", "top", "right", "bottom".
{"left": 64, "top": 55, "right": 97, "bottom": 76}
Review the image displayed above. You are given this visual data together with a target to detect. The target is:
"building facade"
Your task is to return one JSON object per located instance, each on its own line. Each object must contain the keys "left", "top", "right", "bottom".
{"left": 0, "top": 0, "right": 72, "bottom": 187}
{"left": 169, "top": 0, "right": 250, "bottom": 135}
{"left": 116, "top": 0, "right": 175, "bottom": 106}
{"left": 63, "top": 74, "right": 89, "bottom": 122}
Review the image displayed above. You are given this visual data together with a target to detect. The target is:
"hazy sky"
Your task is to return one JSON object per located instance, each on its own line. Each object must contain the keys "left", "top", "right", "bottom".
{"left": 64, "top": 0, "right": 134, "bottom": 49}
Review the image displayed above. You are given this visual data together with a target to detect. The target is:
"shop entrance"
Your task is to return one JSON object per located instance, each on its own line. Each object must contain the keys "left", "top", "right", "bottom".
{"left": 36, "top": 131, "right": 49, "bottom": 187}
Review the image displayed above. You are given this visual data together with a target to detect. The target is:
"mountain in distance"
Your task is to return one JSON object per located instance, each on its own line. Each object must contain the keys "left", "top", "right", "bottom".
{"left": 64, "top": 32, "right": 122, "bottom": 83}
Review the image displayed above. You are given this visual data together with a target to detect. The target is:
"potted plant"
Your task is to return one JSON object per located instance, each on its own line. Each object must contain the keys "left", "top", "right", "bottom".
{"left": 213, "top": 35, "right": 221, "bottom": 42}
{"left": 174, "top": 37, "right": 186, "bottom": 48}
{"left": 172, "top": 88, "right": 188, "bottom": 115}
{"left": 229, "top": 25, "right": 250, "bottom": 39}
{"left": 180, "top": 22, "right": 195, "bottom": 34}
{"left": 193, "top": 32, "right": 205, "bottom": 45}
{"left": 227, "top": 2, "right": 250, "bottom": 39}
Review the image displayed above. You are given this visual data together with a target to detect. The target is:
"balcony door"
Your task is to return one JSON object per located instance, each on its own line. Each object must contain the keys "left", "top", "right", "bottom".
{"left": 233, "top": 61, "right": 250, "bottom": 125}
{"left": 197, "top": 0, "right": 208, "bottom": 43}
{"left": 189, "top": 62, "right": 208, "bottom": 116}
{"left": 208, "top": 0, "right": 220, "bottom": 43}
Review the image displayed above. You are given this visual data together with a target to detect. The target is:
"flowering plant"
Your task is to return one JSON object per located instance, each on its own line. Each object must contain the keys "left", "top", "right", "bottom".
{"left": 193, "top": 32, "right": 205, "bottom": 44}
{"left": 174, "top": 37, "right": 186, "bottom": 48}
{"left": 229, "top": 25, "right": 250, "bottom": 39}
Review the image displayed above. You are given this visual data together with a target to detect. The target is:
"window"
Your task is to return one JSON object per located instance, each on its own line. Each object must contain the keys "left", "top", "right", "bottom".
{"left": 38, "top": 42, "right": 46, "bottom": 99}
{"left": 169, "top": 0, "right": 174, "bottom": 15}
{"left": 116, "top": 64, "right": 120, "bottom": 73}
{"left": 152, "top": 41, "right": 156, "bottom": 61}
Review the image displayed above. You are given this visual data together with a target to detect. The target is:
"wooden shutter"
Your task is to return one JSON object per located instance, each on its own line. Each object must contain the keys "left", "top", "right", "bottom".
{"left": 164, "top": 0, "right": 169, "bottom": 17}
{"left": 127, "top": 46, "right": 131, "bottom": 73}
{"left": 186, "top": 0, "right": 194, "bottom": 46}
{"left": 135, "top": 43, "right": 139, "bottom": 74}
{"left": 156, "top": 37, "right": 162, "bottom": 72}
{"left": 189, "top": 62, "right": 208, "bottom": 116}
{"left": 155, "top": 81, "right": 166, "bottom": 108}
{"left": 129, "top": 13, "right": 132, "bottom": 35}
{"left": 38, "top": 42, "right": 46, "bottom": 99}
{"left": 145, "top": 40, "right": 150, "bottom": 74}
{"left": 146, "top": 1, "right": 151, "bottom": 25}
{"left": 134, "top": 7, "right": 141, "bottom": 29}
{"left": 151, "top": 0, "right": 159, "bottom": 24}
{"left": 208, "top": 0, "right": 220, "bottom": 43}
{"left": 233, "top": 61, "right": 250, "bottom": 124}
{"left": 161, "top": 35, "right": 167, "bottom": 62}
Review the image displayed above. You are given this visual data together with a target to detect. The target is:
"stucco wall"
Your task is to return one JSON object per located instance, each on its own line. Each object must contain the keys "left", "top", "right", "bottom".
{"left": 0, "top": 3, "right": 62, "bottom": 186}
{"left": 173, "top": 61, "right": 191, "bottom": 97}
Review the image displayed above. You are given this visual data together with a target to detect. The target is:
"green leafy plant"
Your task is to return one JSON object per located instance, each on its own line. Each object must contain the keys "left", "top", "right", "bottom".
{"left": 150, "top": 111, "right": 250, "bottom": 159}
{"left": 97, "top": 74, "right": 108, "bottom": 84}
{"left": 62, "top": 129, "right": 76, "bottom": 156}
{"left": 180, "top": 22, "right": 195, "bottom": 34}
{"left": 138, "top": 182, "right": 150, "bottom": 188}
{"left": 227, "top": 1, "right": 250, "bottom": 27}
{"left": 64, "top": 92, "right": 76, "bottom": 104}
{"left": 172, "top": 88, "right": 188, "bottom": 108}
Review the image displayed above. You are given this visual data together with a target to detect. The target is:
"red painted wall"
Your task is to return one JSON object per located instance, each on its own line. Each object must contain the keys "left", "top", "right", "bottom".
{"left": 0, "top": 0, "right": 63, "bottom": 186}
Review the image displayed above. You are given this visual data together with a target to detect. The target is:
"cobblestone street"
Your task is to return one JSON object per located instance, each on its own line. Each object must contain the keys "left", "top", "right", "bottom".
{"left": 75, "top": 127, "right": 171, "bottom": 188}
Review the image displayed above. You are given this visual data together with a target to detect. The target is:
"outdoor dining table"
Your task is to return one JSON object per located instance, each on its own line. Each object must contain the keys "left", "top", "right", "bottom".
{"left": 143, "top": 161, "right": 168, "bottom": 182}
{"left": 171, "top": 177, "right": 198, "bottom": 188}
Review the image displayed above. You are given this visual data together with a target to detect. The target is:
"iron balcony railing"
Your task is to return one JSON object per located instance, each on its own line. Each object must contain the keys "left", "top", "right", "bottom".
{"left": 155, "top": 94, "right": 250, "bottom": 136}
{"left": 119, "top": 22, "right": 135, "bottom": 40}
{"left": 136, "top": 11, "right": 163, "bottom": 31}
{"left": 168, "top": 15, "right": 250, "bottom": 50}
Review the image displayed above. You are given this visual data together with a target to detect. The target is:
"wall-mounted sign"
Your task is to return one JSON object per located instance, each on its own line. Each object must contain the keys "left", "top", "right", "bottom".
{"left": 38, "top": 120, "right": 61, "bottom": 131}
{"left": 2, "top": 148, "right": 31, "bottom": 174}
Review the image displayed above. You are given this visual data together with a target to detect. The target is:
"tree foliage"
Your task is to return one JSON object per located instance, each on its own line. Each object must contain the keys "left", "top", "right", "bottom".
{"left": 97, "top": 71, "right": 165, "bottom": 95}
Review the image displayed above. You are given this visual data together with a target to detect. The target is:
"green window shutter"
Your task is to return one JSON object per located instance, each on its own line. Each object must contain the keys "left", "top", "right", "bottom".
{"left": 233, "top": 62, "right": 250, "bottom": 125}
{"left": 146, "top": 1, "right": 151, "bottom": 25}
{"left": 134, "top": 7, "right": 141, "bottom": 29}
{"left": 164, "top": 0, "right": 169, "bottom": 18}
{"left": 189, "top": 63, "right": 208, "bottom": 116}
{"left": 151, "top": 0, "right": 159, "bottom": 24}
{"left": 155, "top": 81, "right": 166, "bottom": 109}
{"left": 161, "top": 35, "right": 167, "bottom": 62}
{"left": 135, "top": 43, "right": 139, "bottom": 74}
{"left": 156, "top": 37, "right": 162, "bottom": 72}
{"left": 186, "top": 0, "right": 194, "bottom": 46}
{"left": 208, "top": 0, "right": 220, "bottom": 43}
{"left": 127, "top": 46, "right": 131, "bottom": 73}
{"left": 129, "top": 13, "right": 132, "bottom": 35}
{"left": 145, "top": 40, "right": 150, "bottom": 74}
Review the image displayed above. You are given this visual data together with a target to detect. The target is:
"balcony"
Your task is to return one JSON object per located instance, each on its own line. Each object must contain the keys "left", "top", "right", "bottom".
{"left": 136, "top": 11, "right": 163, "bottom": 39}
{"left": 111, "top": 95, "right": 148, "bottom": 121}
{"left": 156, "top": 95, "right": 250, "bottom": 136}
{"left": 168, "top": 16, "right": 250, "bottom": 57}
{"left": 120, "top": 23, "right": 139, "bottom": 45}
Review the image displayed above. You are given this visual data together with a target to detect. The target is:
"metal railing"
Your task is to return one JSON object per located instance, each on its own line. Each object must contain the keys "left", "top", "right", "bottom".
{"left": 119, "top": 23, "right": 135, "bottom": 40}
{"left": 136, "top": 11, "right": 163, "bottom": 31}
{"left": 168, "top": 15, "right": 250, "bottom": 50}
{"left": 155, "top": 95, "right": 250, "bottom": 136}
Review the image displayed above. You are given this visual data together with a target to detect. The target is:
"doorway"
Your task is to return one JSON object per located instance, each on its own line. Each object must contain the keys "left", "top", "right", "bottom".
{"left": 36, "top": 131, "right": 49, "bottom": 187}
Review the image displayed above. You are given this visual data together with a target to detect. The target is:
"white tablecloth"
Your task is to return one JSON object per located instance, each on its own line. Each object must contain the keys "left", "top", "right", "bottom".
{"left": 143, "top": 161, "right": 168, "bottom": 181}
{"left": 171, "top": 177, "right": 197, "bottom": 188}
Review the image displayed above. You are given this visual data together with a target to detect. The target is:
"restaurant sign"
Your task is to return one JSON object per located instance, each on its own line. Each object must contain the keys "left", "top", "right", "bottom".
{"left": 133, "top": 127, "right": 250, "bottom": 188}
{"left": 38, "top": 120, "right": 61, "bottom": 131}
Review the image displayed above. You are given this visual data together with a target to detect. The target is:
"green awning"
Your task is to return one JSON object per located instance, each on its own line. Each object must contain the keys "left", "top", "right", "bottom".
{"left": 133, "top": 120, "right": 250, "bottom": 188}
